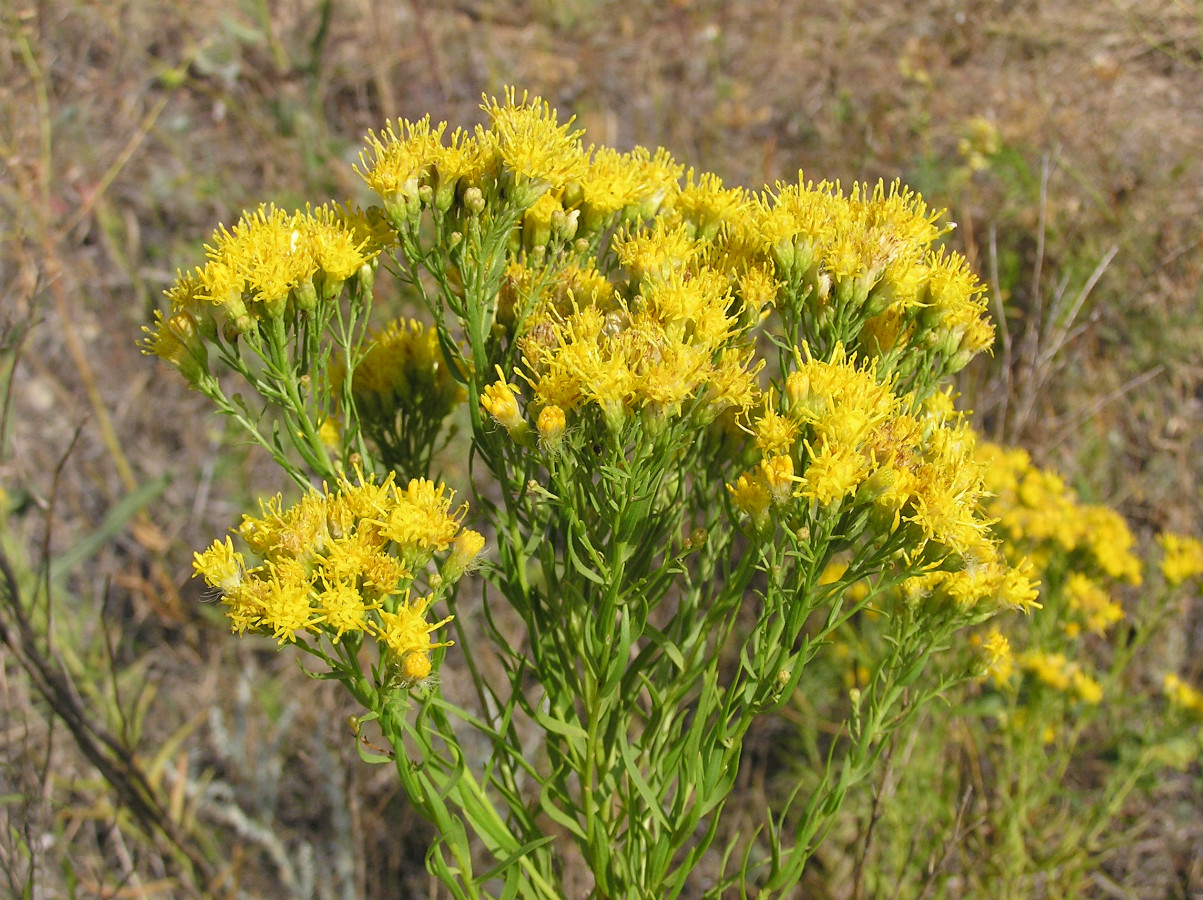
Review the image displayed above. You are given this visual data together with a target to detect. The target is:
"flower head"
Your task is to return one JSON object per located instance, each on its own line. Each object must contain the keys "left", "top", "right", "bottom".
{"left": 482, "top": 88, "right": 587, "bottom": 206}
{"left": 371, "top": 592, "right": 454, "bottom": 686}
{"left": 1157, "top": 532, "right": 1203, "bottom": 586}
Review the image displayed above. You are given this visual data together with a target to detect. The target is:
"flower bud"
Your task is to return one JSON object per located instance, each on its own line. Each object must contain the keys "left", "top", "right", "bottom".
{"left": 854, "top": 466, "right": 896, "bottom": 505}
{"left": 444, "top": 529, "right": 486, "bottom": 583}
{"left": 760, "top": 454, "right": 796, "bottom": 505}
{"left": 261, "top": 288, "right": 288, "bottom": 319}
{"left": 536, "top": 404, "right": 566, "bottom": 451}
{"left": 293, "top": 279, "right": 319, "bottom": 312}
{"left": 464, "top": 187, "right": 486, "bottom": 216}
{"left": 481, "top": 367, "right": 530, "bottom": 441}
{"left": 354, "top": 261, "right": 375, "bottom": 295}
{"left": 552, "top": 208, "right": 580, "bottom": 242}
{"left": 401, "top": 651, "right": 432, "bottom": 683}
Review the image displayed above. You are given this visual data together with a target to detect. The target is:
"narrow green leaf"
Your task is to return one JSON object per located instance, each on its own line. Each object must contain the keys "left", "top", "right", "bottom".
{"left": 566, "top": 537, "right": 606, "bottom": 585}
{"left": 538, "top": 784, "right": 587, "bottom": 840}
{"left": 619, "top": 737, "right": 670, "bottom": 831}
{"left": 533, "top": 706, "right": 589, "bottom": 743}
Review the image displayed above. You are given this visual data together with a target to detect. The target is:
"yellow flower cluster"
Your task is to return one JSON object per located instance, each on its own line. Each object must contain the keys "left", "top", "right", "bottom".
{"left": 1156, "top": 532, "right": 1203, "bottom": 586}
{"left": 903, "top": 553, "right": 1041, "bottom": 616}
{"left": 1163, "top": 673, "right": 1203, "bottom": 719}
{"left": 357, "top": 116, "right": 488, "bottom": 219}
{"left": 756, "top": 179, "right": 994, "bottom": 372}
{"left": 334, "top": 317, "right": 463, "bottom": 422}
{"left": 977, "top": 443, "right": 1143, "bottom": 585}
{"left": 357, "top": 90, "right": 681, "bottom": 237}
{"left": 1060, "top": 572, "right": 1124, "bottom": 638}
{"left": 1020, "top": 650, "right": 1104, "bottom": 705}
{"left": 153, "top": 204, "right": 388, "bottom": 343}
{"left": 193, "top": 472, "right": 480, "bottom": 684}
{"left": 500, "top": 225, "right": 761, "bottom": 434}
{"left": 353, "top": 91, "right": 998, "bottom": 407}
{"left": 728, "top": 346, "right": 1037, "bottom": 611}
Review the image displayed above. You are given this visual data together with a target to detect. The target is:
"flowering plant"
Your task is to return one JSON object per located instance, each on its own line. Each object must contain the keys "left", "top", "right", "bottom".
{"left": 809, "top": 443, "right": 1203, "bottom": 899}
{"left": 146, "top": 89, "right": 1037, "bottom": 898}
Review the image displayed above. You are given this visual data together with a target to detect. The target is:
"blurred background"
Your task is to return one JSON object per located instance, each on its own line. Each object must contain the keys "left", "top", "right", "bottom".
{"left": 2, "top": 1, "right": 1201, "bottom": 896}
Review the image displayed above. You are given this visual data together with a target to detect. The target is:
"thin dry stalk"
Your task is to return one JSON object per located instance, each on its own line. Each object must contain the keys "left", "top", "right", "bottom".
{"left": 0, "top": 454, "right": 218, "bottom": 896}
{"left": 991, "top": 152, "right": 1122, "bottom": 446}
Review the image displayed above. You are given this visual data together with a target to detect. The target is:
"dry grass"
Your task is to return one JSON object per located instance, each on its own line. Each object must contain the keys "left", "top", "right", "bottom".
{"left": 2, "top": 0, "right": 1201, "bottom": 896}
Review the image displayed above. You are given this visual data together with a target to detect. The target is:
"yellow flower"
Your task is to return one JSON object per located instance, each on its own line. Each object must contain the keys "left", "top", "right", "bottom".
{"left": 982, "top": 630, "right": 1013, "bottom": 686}
{"left": 1163, "top": 673, "right": 1203, "bottom": 717}
{"left": 800, "top": 441, "right": 867, "bottom": 507}
{"left": 1157, "top": 532, "right": 1203, "bottom": 586}
{"left": 1063, "top": 572, "right": 1123, "bottom": 635}
{"left": 481, "top": 367, "right": 529, "bottom": 438}
{"left": 205, "top": 206, "right": 316, "bottom": 317}
{"left": 705, "top": 349, "right": 762, "bottom": 415}
{"left": 224, "top": 580, "right": 267, "bottom": 635}
{"left": 482, "top": 88, "right": 587, "bottom": 205}
{"left": 178, "top": 204, "right": 381, "bottom": 329}
{"left": 258, "top": 558, "right": 319, "bottom": 644}
{"left": 383, "top": 479, "right": 466, "bottom": 557}
{"left": 444, "top": 530, "right": 486, "bottom": 584}
{"left": 536, "top": 404, "right": 567, "bottom": 453}
{"left": 141, "top": 310, "right": 209, "bottom": 383}
{"left": 577, "top": 145, "right": 653, "bottom": 231}
{"left": 356, "top": 116, "right": 445, "bottom": 220}
{"left": 1072, "top": 670, "right": 1104, "bottom": 705}
{"left": 1081, "top": 506, "right": 1142, "bottom": 585}
{"left": 625, "top": 145, "right": 684, "bottom": 219}
{"left": 737, "top": 265, "right": 780, "bottom": 317}
{"left": 614, "top": 220, "right": 701, "bottom": 285}
{"left": 760, "top": 454, "right": 799, "bottom": 505}
{"left": 674, "top": 169, "right": 752, "bottom": 241}
{"left": 371, "top": 592, "right": 454, "bottom": 685}
{"left": 340, "top": 317, "right": 462, "bottom": 422}
{"left": 727, "top": 473, "right": 772, "bottom": 534}
{"left": 316, "top": 578, "right": 378, "bottom": 641}
{"left": 193, "top": 537, "right": 245, "bottom": 595}
{"left": 997, "top": 559, "right": 1041, "bottom": 612}
{"left": 754, "top": 404, "right": 800, "bottom": 456}
{"left": 1022, "top": 651, "right": 1072, "bottom": 692}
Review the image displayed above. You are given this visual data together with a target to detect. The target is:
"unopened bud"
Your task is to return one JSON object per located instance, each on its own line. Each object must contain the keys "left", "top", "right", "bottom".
{"left": 443, "top": 530, "right": 486, "bottom": 583}
{"left": 464, "top": 187, "right": 486, "bottom": 215}
{"left": 293, "top": 279, "right": 319, "bottom": 312}
{"left": 481, "top": 366, "right": 530, "bottom": 442}
{"left": 354, "top": 261, "right": 375, "bottom": 296}
{"left": 401, "top": 652, "right": 432, "bottom": 683}
{"left": 537, "top": 405, "right": 566, "bottom": 448}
